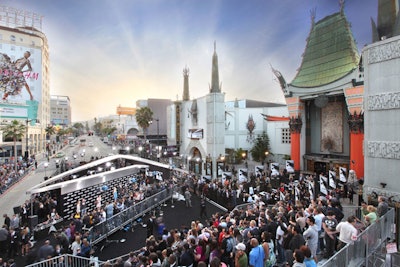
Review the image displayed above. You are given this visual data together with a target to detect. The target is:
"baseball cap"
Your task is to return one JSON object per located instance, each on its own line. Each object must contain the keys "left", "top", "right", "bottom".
{"left": 235, "top": 243, "right": 246, "bottom": 251}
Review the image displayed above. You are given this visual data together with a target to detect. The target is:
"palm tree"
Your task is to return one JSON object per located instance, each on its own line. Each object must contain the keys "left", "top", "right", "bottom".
{"left": 45, "top": 125, "right": 55, "bottom": 140}
{"left": 1, "top": 120, "right": 26, "bottom": 172}
{"left": 135, "top": 107, "right": 153, "bottom": 140}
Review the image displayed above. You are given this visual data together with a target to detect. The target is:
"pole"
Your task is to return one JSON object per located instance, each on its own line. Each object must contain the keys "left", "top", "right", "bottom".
{"left": 156, "top": 118, "right": 160, "bottom": 161}
{"left": 25, "top": 119, "right": 29, "bottom": 161}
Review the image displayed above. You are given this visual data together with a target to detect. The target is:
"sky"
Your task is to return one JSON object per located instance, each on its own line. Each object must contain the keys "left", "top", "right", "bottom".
{"left": 2, "top": 0, "right": 378, "bottom": 122}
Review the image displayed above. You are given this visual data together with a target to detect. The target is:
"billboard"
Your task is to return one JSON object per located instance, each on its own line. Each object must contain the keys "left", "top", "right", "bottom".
{"left": 0, "top": 45, "right": 41, "bottom": 119}
{"left": 188, "top": 128, "right": 203, "bottom": 139}
{"left": 117, "top": 106, "right": 136, "bottom": 115}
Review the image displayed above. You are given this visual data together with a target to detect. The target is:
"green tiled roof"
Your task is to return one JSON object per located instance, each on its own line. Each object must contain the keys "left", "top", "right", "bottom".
{"left": 291, "top": 12, "right": 360, "bottom": 88}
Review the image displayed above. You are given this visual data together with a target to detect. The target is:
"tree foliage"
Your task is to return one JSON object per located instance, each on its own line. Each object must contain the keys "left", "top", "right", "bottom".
{"left": 250, "top": 131, "right": 271, "bottom": 163}
{"left": 45, "top": 125, "right": 55, "bottom": 139}
{"left": 1, "top": 120, "right": 26, "bottom": 171}
{"left": 135, "top": 107, "right": 153, "bottom": 140}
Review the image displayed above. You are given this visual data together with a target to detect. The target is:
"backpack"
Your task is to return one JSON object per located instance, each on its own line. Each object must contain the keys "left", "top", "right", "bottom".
{"left": 225, "top": 236, "right": 234, "bottom": 253}
{"left": 265, "top": 242, "right": 276, "bottom": 267}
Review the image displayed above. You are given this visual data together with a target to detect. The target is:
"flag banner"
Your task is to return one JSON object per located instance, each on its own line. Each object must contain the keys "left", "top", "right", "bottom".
{"left": 280, "top": 191, "right": 285, "bottom": 201}
{"left": 339, "top": 167, "right": 347, "bottom": 182}
{"left": 308, "top": 180, "right": 314, "bottom": 200}
{"left": 285, "top": 160, "right": 295, "bottom": 173}
{"left": 238, "top": 168, "right": 248, "bottom": 183}
{"left": 270, "top": 163, "right": 280, "bottom": 176}
{"left": 295, "top": 186, "right": 300, "bottom": 201}
{"left": 319, "top": 175, "right": 328, "bottom": 195}
{"left": 255, "top": 165, "right": 264, "bottom": 177}
{"left": 329, "top": 170, "right": 336, "bottom": 189}
{"left": 154, "top": 171, "right": 163, "bottom": 181}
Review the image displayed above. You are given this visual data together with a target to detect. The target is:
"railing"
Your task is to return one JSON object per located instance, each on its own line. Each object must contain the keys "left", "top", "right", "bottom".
{"left": 26, "top": 186, "right": 176, "bottom": 267}
{"left": 320, "top": 208, "right": 395, "bottom": 267}
{"left": 26, "top": 254, "right": 106, "bottom": 267}
{"left": 88, "top": 187, "right": 174, "bottom": 245}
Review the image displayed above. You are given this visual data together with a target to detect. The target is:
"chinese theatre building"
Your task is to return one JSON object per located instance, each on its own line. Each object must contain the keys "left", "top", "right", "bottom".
{"left": 273, "top": 5, "right": 364, "bottom": 178}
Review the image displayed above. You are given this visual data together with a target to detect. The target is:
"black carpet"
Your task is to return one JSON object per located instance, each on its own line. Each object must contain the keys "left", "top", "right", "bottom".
{"left": 13, "top": 193, "right": 225, "bottom": 266}
{"left": 93, "top": 194, "right": 225, "bottom": 261}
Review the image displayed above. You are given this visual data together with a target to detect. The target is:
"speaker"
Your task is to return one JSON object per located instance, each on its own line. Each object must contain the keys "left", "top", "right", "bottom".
{"left": 28, "top": 215, "right": 38, "bottom": 229}
{"left": 13, "top": 206, "right": 21, "bottom": 215}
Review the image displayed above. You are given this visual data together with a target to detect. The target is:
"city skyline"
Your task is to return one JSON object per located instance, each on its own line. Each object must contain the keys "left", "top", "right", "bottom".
{"left": 2, "top": 0, "right": 377, "bottom": 122}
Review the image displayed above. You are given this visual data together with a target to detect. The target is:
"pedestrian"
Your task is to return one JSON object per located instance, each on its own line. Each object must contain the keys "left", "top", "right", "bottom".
{"left": 303, "top": 216, "right": 318, "bottom": 263}
{"left": 200, "top": 197, "right": 207, "bottom": 219}
{"left": 184, "top": 188, "right": 192, "bottom": 208}
{"left": 249, "top": 238, "right": 264, "bottom": 267}
{"left": 377, "top": 196, "right": 388, "bottom": 217}
{"left": 322, "top": 210, "right": 338, "bottom": 259}
{"left": 234, "top": 243, "right": 248, "bottom": 267}
{"left": 335, "top": 215, "right": 358, "bottom": 251}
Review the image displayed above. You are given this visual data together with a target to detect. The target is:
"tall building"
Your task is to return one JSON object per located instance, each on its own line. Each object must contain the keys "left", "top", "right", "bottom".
{"left": 169, "top": 43, "right": 290, "bottom": 179}
{"left": 136, "top": 98, "right": 172, "bottom": 145}
{"left": 50, "top": 95, "right": 71, "bottom": 127}
{"left": 0, "top": 5, "right": 50, "bottom": 159}
{"left": 273, "top": 4, "right": 364, "bottom": 179}
{"left": 363, "top": 0, "right": 400, "bottom": 201}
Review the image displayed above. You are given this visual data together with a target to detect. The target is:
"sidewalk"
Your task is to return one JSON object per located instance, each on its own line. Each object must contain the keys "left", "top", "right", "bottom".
{"left": 0, "top": 148, "right": 66, "bottom": 217}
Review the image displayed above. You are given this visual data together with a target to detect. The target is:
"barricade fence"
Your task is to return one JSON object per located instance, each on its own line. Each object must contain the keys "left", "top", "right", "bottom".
{"left": 26, "top": 254, "right": 106, "bottom": 267}
{"left": 88, "top": 187, "right": 175, "bottom": 245}
{"left": 26, "top": 186, "right": 177, "bottom": 267}
{"left": 321, "top": 208, "right": 395, "bottom": 267}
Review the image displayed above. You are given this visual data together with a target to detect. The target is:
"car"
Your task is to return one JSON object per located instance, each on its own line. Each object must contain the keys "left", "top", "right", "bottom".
{"left": 55, "top": 152, "right": 66, "bottom": 158}
{"left": 88, "top": 142, "right": 94, "bottom": 147}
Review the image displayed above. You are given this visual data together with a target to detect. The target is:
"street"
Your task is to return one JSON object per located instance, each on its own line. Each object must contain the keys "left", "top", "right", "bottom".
{"left": 0, "top": 135, "right": 115, "bottom": 217}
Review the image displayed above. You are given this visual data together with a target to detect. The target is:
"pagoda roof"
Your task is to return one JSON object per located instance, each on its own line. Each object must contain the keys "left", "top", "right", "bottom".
{"left": 290, "top": 12, "right": 360, "bottom": 88}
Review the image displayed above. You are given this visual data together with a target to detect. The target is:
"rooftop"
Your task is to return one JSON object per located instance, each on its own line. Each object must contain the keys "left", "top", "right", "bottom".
{"left": 290, "top": 12, "right": 360, "bottom": 88}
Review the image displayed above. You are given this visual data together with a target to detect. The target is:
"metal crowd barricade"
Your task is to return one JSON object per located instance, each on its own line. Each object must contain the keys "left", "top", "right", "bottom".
{"left": 320, "top": 208, "right": 395, "bottom": 267}
{"left": 88, "top": 188, "right": 173, "bottom": 245}
{"left": 26, "top": 254, "right": 106, "bottom": 267}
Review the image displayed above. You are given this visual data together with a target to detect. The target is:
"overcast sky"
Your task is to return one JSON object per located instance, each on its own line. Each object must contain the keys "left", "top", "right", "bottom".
{"left": 2, "top": 0, "right": 378, "bottom": 122}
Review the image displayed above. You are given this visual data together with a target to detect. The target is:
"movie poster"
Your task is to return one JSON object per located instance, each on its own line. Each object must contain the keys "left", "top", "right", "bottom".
{"left": 238, "top": 168, "right": 248, "bottom": 183}
{"left": 270, "top": 163, "right": 280, "bottom": 176}
{"left": 255, "top": 165, "right": 264, "bottom": 177}
{"left": 285, "top": 160, "right": 295, "bottom": 173}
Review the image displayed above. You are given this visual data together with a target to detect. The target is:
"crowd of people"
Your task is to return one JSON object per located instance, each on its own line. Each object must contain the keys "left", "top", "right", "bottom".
{"left": 0, "top": 159, "right": 36, "bottom": 195}
{"left": 0, "top": 157, "right": 391, "bottom": 267}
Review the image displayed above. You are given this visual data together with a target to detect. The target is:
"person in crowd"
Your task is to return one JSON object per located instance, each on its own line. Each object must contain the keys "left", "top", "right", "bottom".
{"left": 20, "top": 226, "right": 30, "bottom": 256}
{"left": 185, "top": 188, "right": 192, "bottom": 208}
{"left": 292, "top": 249, "right": 306, "bottom": 267}
{"left": 234, "top": 243, "right": 248, "bottom": 267}
{"left": 377, "top": 196, "right": 388, "bottom": 217}
{"left": 37, "top": 240, "right": 55, "bottom": 261}
{"left": 249, "top": 238, "right": 264, "bottom": 267}
{"left": 2, "top": 215, "right": 10, "bottom": 229}
{"left": 335, "top": 215, "right": 358, "bottom": 251}
{"left": 300, "top": 245, "right": 317, "bottom": 267}
{"left": 303, "top": 216, "right": 318, "bottom": 263}
{"left": 8, "top": 227, "right": 19, "bottom": 259}
{"left": 364, "top": 205, "right": 378, "bottom": 225}
{"left": 322, "top": 210, "right": 338, "bottom": 259}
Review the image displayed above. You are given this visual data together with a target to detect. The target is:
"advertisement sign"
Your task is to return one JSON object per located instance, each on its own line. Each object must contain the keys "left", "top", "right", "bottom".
{"left": 270, "top": 163, "right": 280, "bottom": 176}
{"left": 188, "top": 128, "right": 203, "bottom": 139}
{"left": 285, "top": 160, "right": 295, "bottom": 173}
{"left": 0, "top": 46, "right": 41, "bottom": 122}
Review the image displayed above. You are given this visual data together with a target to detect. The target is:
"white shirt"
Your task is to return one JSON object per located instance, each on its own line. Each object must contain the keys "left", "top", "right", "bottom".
{"left": 336, "top": 221, "right": 358, "bottom": 244}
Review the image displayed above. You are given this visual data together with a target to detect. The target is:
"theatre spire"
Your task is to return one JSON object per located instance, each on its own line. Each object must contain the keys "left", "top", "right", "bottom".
{"left": 210, "top": 41, "right": 221, "bottom": 93}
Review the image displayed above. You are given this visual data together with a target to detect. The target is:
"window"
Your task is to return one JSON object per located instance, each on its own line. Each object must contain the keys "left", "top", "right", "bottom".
{"left": 282, "top": 128, "right": 291, "bottom": 144}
